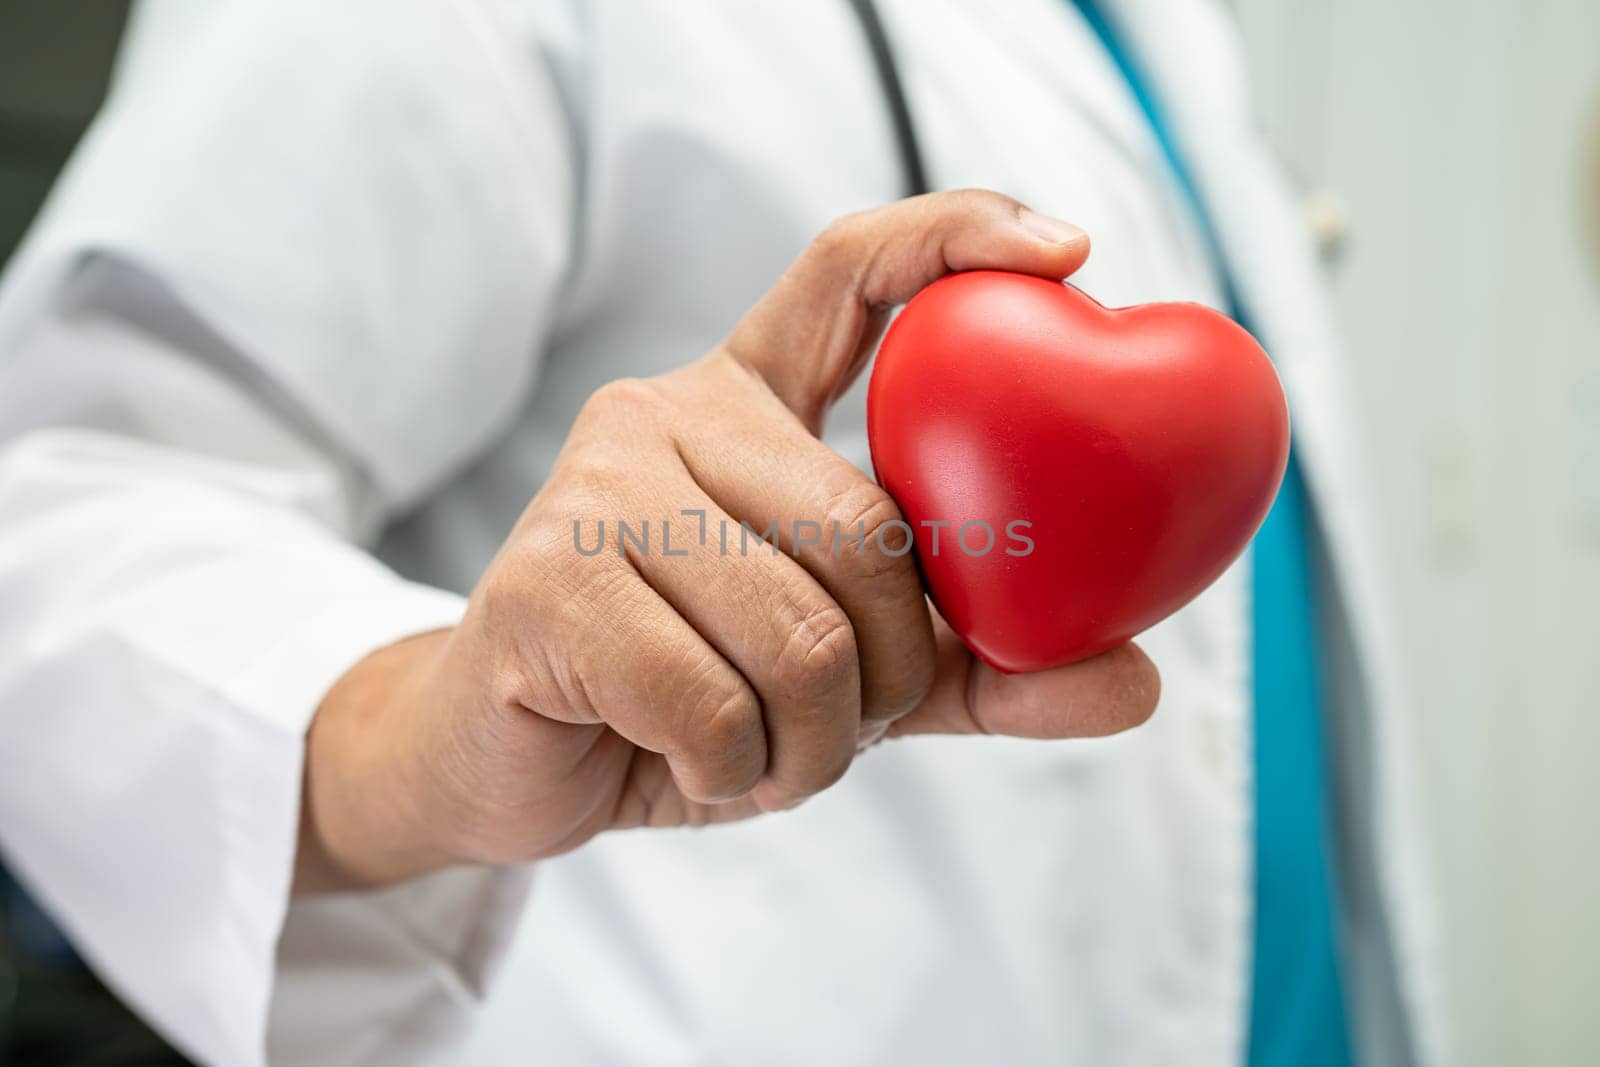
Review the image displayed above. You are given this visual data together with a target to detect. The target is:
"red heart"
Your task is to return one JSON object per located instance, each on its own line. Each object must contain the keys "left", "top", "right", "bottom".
{"left": 867, "top": 270, "right": 1289, "bottom": 673}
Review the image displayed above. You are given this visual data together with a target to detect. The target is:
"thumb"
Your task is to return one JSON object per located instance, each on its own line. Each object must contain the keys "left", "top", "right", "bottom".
{"left": 724, "top": 189, "right": 1090, "bottom": 434}
{"left": 887, "top": 614, "right": 1160, "bottom": 740}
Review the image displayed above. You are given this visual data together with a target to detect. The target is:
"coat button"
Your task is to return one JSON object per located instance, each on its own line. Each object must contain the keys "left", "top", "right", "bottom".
{"left": 1304, "top": 189, "right": 1351, "bottom": 268}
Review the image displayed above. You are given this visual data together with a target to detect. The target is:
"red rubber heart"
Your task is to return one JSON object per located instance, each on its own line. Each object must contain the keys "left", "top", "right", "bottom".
{"left": 867, "top": 270, "right": 1289, "bottom": 673}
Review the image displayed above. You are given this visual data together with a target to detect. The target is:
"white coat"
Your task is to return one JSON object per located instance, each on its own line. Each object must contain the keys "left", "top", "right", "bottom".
{"left": 0, "top": 1, "right": 1445, "bottom": 1064}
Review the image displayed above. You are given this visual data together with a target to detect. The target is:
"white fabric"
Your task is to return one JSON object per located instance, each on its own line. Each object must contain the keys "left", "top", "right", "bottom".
{"left": 0, "top": 0, "right": 1442, "bottom": 1064}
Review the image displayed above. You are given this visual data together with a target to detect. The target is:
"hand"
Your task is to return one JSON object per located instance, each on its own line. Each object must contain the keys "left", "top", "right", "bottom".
{"left": 296, "top": 190, "right": 1160, "bottom": 890}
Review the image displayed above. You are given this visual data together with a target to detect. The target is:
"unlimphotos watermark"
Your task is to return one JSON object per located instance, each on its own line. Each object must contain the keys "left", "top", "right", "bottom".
{"left": 572, "top": 510, "right": 1034, "bottom": 559}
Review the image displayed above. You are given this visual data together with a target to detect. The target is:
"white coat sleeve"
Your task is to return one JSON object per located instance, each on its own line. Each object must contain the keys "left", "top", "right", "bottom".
{"left": 0, "top": 1, "right": 574, "bottom": 1064}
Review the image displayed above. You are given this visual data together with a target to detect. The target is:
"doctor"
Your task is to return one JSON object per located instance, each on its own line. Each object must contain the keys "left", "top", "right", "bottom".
{"left": 0, "top": 1, "right": 1443, "bottom": 1065}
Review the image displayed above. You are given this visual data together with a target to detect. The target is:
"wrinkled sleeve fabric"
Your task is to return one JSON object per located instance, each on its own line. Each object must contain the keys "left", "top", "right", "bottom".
{"left": 0, "top": 1, "right": 573, "bottom": 1064}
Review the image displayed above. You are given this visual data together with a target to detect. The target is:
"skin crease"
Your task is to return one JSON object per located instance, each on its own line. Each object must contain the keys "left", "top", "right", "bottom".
{"left": 296, "top": 190, "right": 1162, "bottom": 892}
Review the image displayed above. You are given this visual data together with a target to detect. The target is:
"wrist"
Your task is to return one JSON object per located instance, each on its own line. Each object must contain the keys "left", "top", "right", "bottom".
{"left": 295, "top": 628, "right": 459, "bottom": 892}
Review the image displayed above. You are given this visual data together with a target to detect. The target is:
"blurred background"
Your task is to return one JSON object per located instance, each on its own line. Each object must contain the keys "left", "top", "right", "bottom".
{"left": 1, "top": 1, "right": 1595, "bottom": 1063}
{"left": 1233, "top": 2, "right": 1600, "bottom": 1063}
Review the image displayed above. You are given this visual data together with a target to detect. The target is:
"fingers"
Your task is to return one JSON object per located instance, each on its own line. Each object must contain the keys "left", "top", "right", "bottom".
{"left": 665, "top": 360, "right": 937, "bottom": 731}
{"left": 889, "top": 614, "right": 1161, "bottom": 740}
{"left": 554, "top": 377, "right": 869, "bottom": 806}
{"left": 726, "top": 189, "right": 1091, "bottom": 432}
{"left": 623, "top": 476, "right": 864, "bottom": 808}
{"left": 526, "top": 554, "right": 771, "bottom": 804}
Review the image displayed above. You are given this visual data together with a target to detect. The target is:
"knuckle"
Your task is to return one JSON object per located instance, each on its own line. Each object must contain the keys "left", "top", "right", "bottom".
{"left": 579, "top": 376, "right": 664, "bottom": 427}
{"left": 477, "top": 562, "right": 526, "bottom": 619}
{"left": 680, "top": 670, "right": 766, "bottom": 797}
{"left": 696, "top": 677, "right": 763, "bottom": 752}
{"left": 816, "top": 482, "right": 935, "bottom": 721}
{"left": 823, "top": 482, "right": 914, "bottom": 582}
{"left": 570, "top": 453, "right": 641, "bottom": 503}
{"left": 771, "top": 602, "right": 857, "bottom": 695}
{"left": 828, "top": 480, "right": 901, "bottom": 535}
{"left": 561, "top": 380, "right": 674, "bottom": 504}
{"left": 944, "top": 186, "right": 1024, "bottom": 221}
{"left": 679, "top": 649, "right": 760, "bottom": 747}
{"left": 514, "top": 515, "right": 583, "bottom": 571}
{"left": 808, "top": 212, "right": 872, "bottom": 270}
{"left": 477, "top": 555, "right": 548, "bottom": 636}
